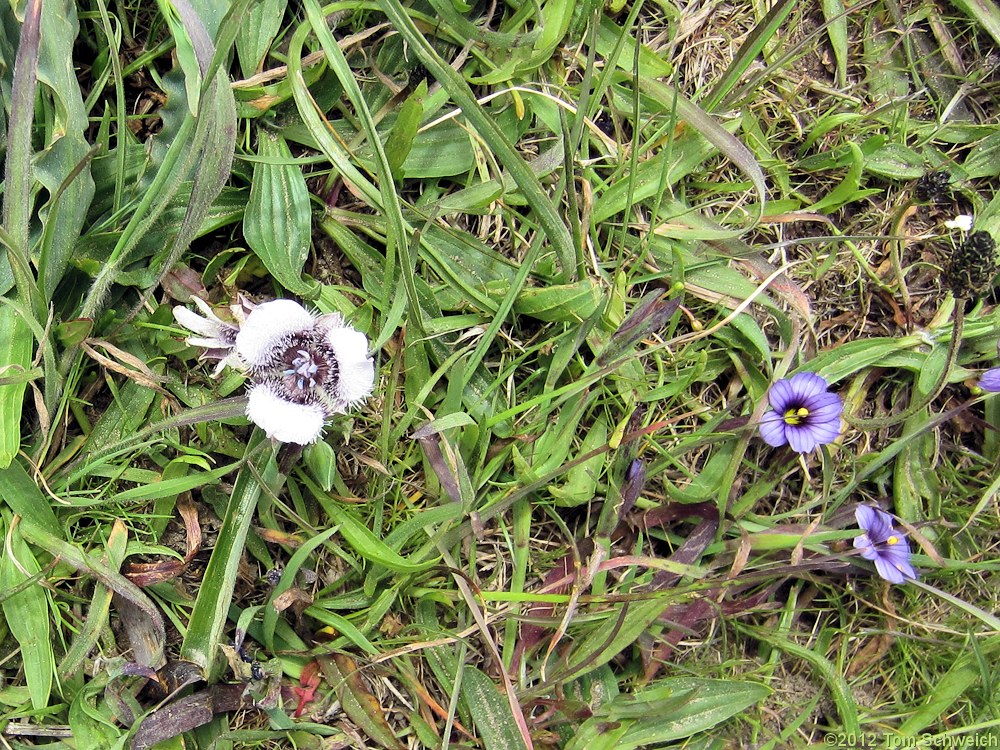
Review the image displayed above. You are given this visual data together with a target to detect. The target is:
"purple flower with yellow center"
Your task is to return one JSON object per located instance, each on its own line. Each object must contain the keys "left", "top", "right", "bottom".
{"left": 758, "top": 372, "right": 843, "bottom": 453}
{"left": 853, "top": 505, "right": 917, "bottom": 584}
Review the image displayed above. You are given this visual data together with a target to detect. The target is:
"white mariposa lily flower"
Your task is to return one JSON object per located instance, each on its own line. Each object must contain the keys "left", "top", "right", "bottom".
{"left": 174, "top": 297, "right": 375, "bottom": 444}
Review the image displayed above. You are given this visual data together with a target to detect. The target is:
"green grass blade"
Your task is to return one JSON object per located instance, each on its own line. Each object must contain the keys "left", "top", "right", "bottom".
{"left": 911, "top": 580, "right": 1000, "bottom": 632}
{"left": 54, "top": 397, "right": 248, "bottom": 488}
{"left": 184, "top": 0, "right": 229, "bottom": 42}
{"left": 59, "top": 520, "right": 128, "bottom": 677}
{"left": 261, "top": 526, "right": 339, "bottom": 650}
{"left": 0, "top": 459, "right": 60, "bottom": 535}
{"left": 949, "top": 0, "right": 1000, "bottom": 48}
{"left": 34, "top": 0, "right": 95, "bottom": 300}
{"left": 127, "top": 0, "right": 240, "bottom": 316}
{"left": 821, "top": 0, "right": 848, "bottom": 87}
{"left": 0, "top": 0, "right": 43, "bottom": 468}
{"left": 320, "top": 655, "right": 406, "bottom": 750}
{"left": 235, "top": 0, "right": 286, "bottom": 77}
{"left": 375, "top": 0, "right": 578, "bottom": 280}
{"left": 0, "top": 516, "right": 53, "bottom": 711}
{"left": 20, "top": 519, "right": 167, "bottom": 668}
{"left": 897, "top": 647, "right": 984, "bottom": 736}
{"left": 180, "top": 430, "right": 275, "bottom": 678}
{"left": 301, "top": 0, "right": 414, "bottom": 336}
{"left": 701, "top": 0, "right": 798, "bottom": 111}
{"left": 141, "top": 66, "right": 237, "bottom": 294}
{"left": 567, "top": 678, "right": 770, "bottom": 748}
{"left": 745, "top": 625, "right": 860, "bottom": 734}
{"left": 285, "top": 19, "right": 381, "bottom": 207}
{"left": 80, "top": 0, "right": 237, "bottom": 322}
{"left": 79, "top": 123, "right": 197, "bottom": 320}
{"left": 636, "top": 77, "right": 767, "bottom": 220}
{"left": 0, "top": 0, "right": 40, "bottom": 297}
{"left": 0, "top": 306, "right": 32, "bottom": 467}
{"left": 322, "top": 501, "right": 437, "bottom": 574}
{"left": 384, "top": 82, "right": 425, "bottom": 179}
{"left": 556, "top": 599, "right": 667, "bottom": 682}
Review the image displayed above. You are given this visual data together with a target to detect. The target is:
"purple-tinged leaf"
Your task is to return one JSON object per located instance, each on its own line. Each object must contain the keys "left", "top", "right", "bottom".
{"left": 130, "top": 684, "right": 251, "bottom": 750}
{"left": 1, "top": 0, "right": 41, "bottom": 290}
{"left": 598, "top": 293, "right": 680, "bottom": 366}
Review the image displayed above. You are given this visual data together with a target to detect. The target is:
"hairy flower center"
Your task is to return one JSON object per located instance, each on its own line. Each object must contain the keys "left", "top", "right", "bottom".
{"left": 782, "top": 406, "right": 810, "bottom": 426}
{"left": 275, "top": 335, "right": 338, "bottom": 402}
{"left": 285, "top": 349, "right": 320, "bottom": 390}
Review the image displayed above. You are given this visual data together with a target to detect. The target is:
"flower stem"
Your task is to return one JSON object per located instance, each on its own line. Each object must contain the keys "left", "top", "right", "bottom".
{"left": 889, "top": 198, "right": 918, "bottom": 330}
{"left": 844, "top": 298, "right": 965, "bottom": 430}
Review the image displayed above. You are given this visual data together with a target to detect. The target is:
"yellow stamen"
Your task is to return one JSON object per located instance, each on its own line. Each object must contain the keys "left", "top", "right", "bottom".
{"left": 783, "top": 406, "right": 810, "bottom": 426}
{"left": 887, "top": 535, "right": 898, "bottom": 545}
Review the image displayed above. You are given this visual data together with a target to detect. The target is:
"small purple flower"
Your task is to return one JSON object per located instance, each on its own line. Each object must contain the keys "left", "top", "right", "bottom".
{"left": 979, "top": 367, "right": 1000, "bottom": 392}
{"left": 758, "top": 372, "right": 843, "bottom": 453}
{"left": 853, "top": 505, "right": 917, "bottom": 584}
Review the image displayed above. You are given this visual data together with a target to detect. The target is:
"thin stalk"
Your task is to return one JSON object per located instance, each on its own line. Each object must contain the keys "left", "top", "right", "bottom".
{"left": 845, "top": 300, "right": 965, "bottom": 430}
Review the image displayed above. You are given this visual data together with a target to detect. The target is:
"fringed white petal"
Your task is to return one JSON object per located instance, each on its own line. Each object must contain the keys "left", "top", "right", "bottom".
{"left": 325, "top": 326, "right": 375, "bottom": 406}
{"left": 246, "top": 383, "right": 325, "bottom": 444}
{"left": 174, "top": 300, "right": 240, "bottom": 372}
{"left": 235, "top": 300, "right": 315, "bottom": 367}
{"left": 185, "top": 335, "right": 228, "bottom": 349}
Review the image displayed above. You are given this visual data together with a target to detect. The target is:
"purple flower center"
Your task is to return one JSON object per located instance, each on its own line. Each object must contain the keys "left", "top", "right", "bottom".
{"left": 274, "top": 333, "right": 339, "bottom": 401}
{"left": 285, "top": 349, "right": 320, "bottom": 390}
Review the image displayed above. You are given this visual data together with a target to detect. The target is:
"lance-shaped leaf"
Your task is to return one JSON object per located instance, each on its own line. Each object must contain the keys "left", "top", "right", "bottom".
{"left": 180, "top": 431, "right": 276, "bottom": 678}
{"left": 0, "top": 0, "right": 41, "bottom": 468}
{"left": 243, "top": 130, "right": 314, "bottom": 295}
{"left": 375, "top": 0, "right": 578, "bottom": 280}
{"left": 79, "top": 0, "right": 239, "bottom": 322}
{"left": 0, "top": 305, "right": 32, "bottom": 467}
{"left": 0, "top": 516, "right": 53, "bottom": 710}
{"left": 462, "top": 666, "right": 529, "bottom": 750}
{"left": 0, "top": 0, "right": 40, "bottom": 297}
{"left": 235, "top": 0, "right": 287, "bottom": 77}
{"left": 34, "top": 0, "right": 96, "bottom": 301}
{"left": 565, "top": 678, "right": 771, "bottom": 749}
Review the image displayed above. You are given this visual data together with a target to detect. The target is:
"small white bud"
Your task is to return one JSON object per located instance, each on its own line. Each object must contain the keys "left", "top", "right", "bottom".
{"left": 944, "top": 214, "right": 974, "bottom": 231}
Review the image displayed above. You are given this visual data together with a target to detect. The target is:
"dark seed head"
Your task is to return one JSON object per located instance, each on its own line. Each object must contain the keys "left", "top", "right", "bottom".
{"left": 944, "top": 231, "right": 998, "bottom": 298}
{"left": 265, "top": 567, "right": 283, "bottom": 586}
{"left": 914, "top": 170, "right": 951, "bottom": 203}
